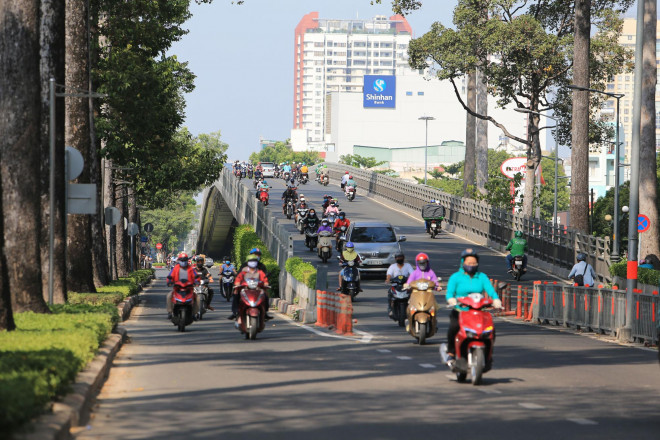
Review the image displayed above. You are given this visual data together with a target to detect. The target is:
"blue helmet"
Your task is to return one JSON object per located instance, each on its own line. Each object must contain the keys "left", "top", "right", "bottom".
{"left": 249, "top": 247, "right": 261, "bottom": 256}
{"left": 262, "top": 180, "right": 267, "bottom": 185}
{"left": 346, "top": 242, "right": 354, "bottom": 249}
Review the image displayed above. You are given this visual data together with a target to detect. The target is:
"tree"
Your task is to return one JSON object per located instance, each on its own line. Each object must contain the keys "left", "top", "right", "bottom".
{"left": 339, "top": 154, "right": 386, "bottom": 169}
{"left": 249, "top": 140, "right": 321, "bottom": 166}
{"left": 639, "top": 0, "right": 659, "bottom": 259}
{"left": 141, "top": 193, "right": 197, "bottom": 254}
{"left": 0, "top": 0, "right": 50, "bottom": 314}
{"left": 401, "top": 0, "right": 632, "bottom": 220}
{"left": 538, "top": 155, "right": 571, "bottom": 221}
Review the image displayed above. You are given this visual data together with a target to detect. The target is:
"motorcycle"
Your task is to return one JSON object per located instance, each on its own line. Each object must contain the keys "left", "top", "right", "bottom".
{"left": 338, "top": 258, "right": 359, "bottom": 300}
{"left": 247, "top": 168, "right": 253, "bottom": 179}
{"left": 296, "top": 208, "right": 309, "bottom": 232}
{"left": 274, "top": 169, "right": 280, "bottom": 179}
{"left": 220, "top": 270, "right": 234, "bottom": 301}
{"left": 171, "top": 281, "right": 196, "bottom": 332}
{"left": 511, "top": 255, "right": 525, "bottom": 281}
{"left": 240, "top": 169, "right": 246, "bottom": 179}
{"left": 406, "top": 279, "right": 438, "bottom": 345}
{"left": 429, "top": 217, "right": 443, "bottom": 239}
{"left": 305, "top": 224, "right": 319, "bottom": 251}
{"left": 299, "top": 173, "right": 309, "bottom": 185}
{"left": 258, "top": 188, "right": 269, "bottom": 206}
{"left": 322, "top": 174, "right": 329, "bottom": 186}
{"left": 235, "top": 277, "right": 268, "bottom": 340}
{"left": 285, "top": 200, "right": 295, "bottom": 220}
{"left": 389, "top": 275, "right": 410, "bottom": 327}
{"left": 325, "top": 212, "right": 338, "bottom": 225}
{"left": 335, "top": 225, "right": 347, "bottom": 251}
{"left": 345, "top": 186, "right": 356, "bottom": 201}
{"left": 194, "top": 279, "right": 209, "bottom": 320}
{"left": 317, "top": 231, "right": 333, "bottom": 263}
{"left": 283, "top": 171, "right": 291, "bottom": 181}
{"left": 440, "top": 293, "right": 495, "bottom": 385}
{"left": 253, "top": 176, "right": 263, "bottom": 189}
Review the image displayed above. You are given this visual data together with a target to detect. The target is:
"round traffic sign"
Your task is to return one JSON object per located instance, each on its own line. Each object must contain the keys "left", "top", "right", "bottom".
{"left": 156, "top": 243, "right": 163, "bottom": 250}
{"left": 638, "top": 214, "right": 650, "bottom": 233}
{"left": 65, "top": 146, "right": 84, "bottom": 181}
{"left": 144, "top": 222, "right": 154, "bottom": 233}
{"left": 127, "top": 222, "right": 139, "bottom": 236}
{"left": 104, "top": 207, "right": 121, "bottom": 226}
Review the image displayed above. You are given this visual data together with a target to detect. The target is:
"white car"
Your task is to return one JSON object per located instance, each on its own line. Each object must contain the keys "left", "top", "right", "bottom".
{"left": 261, "top": 162, "right": 275, "bottom": 177}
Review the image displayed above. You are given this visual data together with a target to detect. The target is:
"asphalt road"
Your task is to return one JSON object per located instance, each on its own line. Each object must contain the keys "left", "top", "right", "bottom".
{"left": 76, "top": 176, "right": 659, "bottom": 439}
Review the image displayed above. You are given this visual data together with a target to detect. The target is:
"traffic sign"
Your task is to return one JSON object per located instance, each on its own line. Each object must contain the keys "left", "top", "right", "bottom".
{"left": 104, "top": 207, "right": 121, "bottom": 226}
{"left": 65, "top": 146, "right": 84, "bottom": 181}
{"left": 156, "top": 243, "right": 163, "bottom": 250}
{"left": 144, "top": 222, "right": 154, "bottom": 233}
{"left": 638, "top": 214, "right": 650, "bottom": 233}
{"left": 140, "top": 236, "right": 148, "bottom": 243}
{"left": 127, "top": 222, "right": 139, "bottom": 236}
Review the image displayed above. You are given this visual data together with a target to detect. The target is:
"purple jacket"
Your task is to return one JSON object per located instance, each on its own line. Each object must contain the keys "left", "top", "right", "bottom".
{"left": 406, "top": 259, "right": 439, "bottom": 284}
{"left": 317, "top": 224, "right": 333, "bottom": 234}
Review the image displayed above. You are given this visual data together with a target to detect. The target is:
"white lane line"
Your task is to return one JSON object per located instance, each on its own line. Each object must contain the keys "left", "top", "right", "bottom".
{"left": 445, "top": 374, "right": 456, "bottom": 380}
{"left": 477, "top": 388, "right": 502, "bottom": 395}
{"left": 518, "top": 403, "right": 545, "bottom": 410}
{"left": 567, "top": 418, "right": 598, "bottom": 426}
{"left": 277, "top": 314, "right": 375, "bottom": 343}
{"left": 419, "top": 363, "right": 436, "bottom": 368}
{"left": 396, "top": 356, "right": 412, "bottom": 360}
{"left": 377, "top": 349, "right": 392, "bottom": 353}
{"left": 354, "top": 329, "right": 374, "bottom": 343}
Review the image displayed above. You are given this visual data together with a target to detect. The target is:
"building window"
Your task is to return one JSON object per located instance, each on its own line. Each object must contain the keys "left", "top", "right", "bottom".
{"left": 624, "top": 117, "right": 629, "bottom": 123}
{"left": 627, "top": 35, "right": 633, "bottom": 40}
{"left": 418, "top": 91, "right": 425, "bottom": 96}
{"left": 607, "top": 84, "right": 614, "bottom": 90}
{"left": 406, "top": 91, "right": 412, "bottom": 96}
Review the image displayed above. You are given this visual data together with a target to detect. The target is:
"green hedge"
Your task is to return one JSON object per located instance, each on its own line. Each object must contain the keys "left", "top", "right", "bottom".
{"left": 68, "top": 292, "right": 124, "bottom": 306}
{"left": 609, "top": 259, "right": 660, "bottom": 287}
{"left": 0, "top": 311, "right": 115, "bottom": 431}
{"left": 285, "top": 257, "right": 317, "bottom": 289}
{"left": 233, "top": 225, "right": 280, "bottom": 297}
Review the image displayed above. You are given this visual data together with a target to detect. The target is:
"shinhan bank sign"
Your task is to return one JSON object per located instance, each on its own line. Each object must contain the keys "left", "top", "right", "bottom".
{"left": 363, "top": 75, "right": 396, "bottom": 108}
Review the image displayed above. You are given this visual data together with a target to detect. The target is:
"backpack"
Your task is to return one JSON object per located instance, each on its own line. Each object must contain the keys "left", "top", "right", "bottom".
{"left": 574, "top": 263, "right": 588, "bottom": 286}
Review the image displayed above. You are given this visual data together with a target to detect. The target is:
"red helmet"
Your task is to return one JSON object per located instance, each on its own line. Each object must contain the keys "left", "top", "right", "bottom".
{"left": 177, "top": 252, "right": 189, "bottom": 261}
{"left": 349, "top": 175, "right": 353, "bottom": 179}
{"left": 345, "top": 171, "right": 349, "bottom": 174}
{"left": 415, "top": 253, "right": 429, "bottom": 264}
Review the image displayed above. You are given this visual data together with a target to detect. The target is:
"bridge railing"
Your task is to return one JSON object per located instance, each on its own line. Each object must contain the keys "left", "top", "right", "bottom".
{"left": 533, "top": 283, "right": 659, "bottom": 343}
{"left": 323, "top": 163, "right": 611, "bottom": 282}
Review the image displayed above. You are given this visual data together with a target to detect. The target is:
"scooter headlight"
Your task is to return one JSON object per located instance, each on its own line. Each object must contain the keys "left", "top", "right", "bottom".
{"left": 417, "top": 281, "right": 429, "bottom": 291}
{"left": 464, "top": 327, "right": 478, "bottom": 339}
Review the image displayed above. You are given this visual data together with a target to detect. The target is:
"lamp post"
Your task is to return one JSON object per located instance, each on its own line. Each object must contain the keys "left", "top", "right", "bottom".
{"left": 419, "top": 116, "right": 435, "bottom": 185}
{"left": 567, "top": 85, "right": 624, "bottom": 262}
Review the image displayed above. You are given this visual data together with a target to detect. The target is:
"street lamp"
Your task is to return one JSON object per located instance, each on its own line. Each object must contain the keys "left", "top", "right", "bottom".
{"left": 567, "top": 85, "right": 625, "bottom": 262}
{"left": 419, "top": 116, "right": 435, "bottom": 185}
{"left": 514, "top": 108, "right": 561, "bottom": 227}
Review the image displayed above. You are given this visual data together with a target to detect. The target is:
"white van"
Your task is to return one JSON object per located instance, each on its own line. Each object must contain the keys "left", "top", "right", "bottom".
{"left": 261, "top": 162, "right": 275, "bottom": 177}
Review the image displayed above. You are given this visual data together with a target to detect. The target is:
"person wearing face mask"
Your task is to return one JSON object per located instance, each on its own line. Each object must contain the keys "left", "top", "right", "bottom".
{"left": 166, "top": 252, "right": 201, "bottom": 320}
{"left": 385, "top": 251, "right": 414, "bottom": 317}
{"left": 231, "top": 248, "right": 273, "bottom": 320}
{"left": 232, "top": 254, "right": 271, "bottom": 320}
{"left": 444, "top": 248, "right": 502, "bottom": 365}
{"left": 405, "top": 253, "right": 441, "bottom": 286}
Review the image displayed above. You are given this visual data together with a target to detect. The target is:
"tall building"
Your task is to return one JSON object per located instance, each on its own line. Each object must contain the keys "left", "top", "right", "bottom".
{"left": 603, "top": 18, "right": 660, "bottom": 161}
{"left": 293, "top": 12, "right": 414, "bottom": 143}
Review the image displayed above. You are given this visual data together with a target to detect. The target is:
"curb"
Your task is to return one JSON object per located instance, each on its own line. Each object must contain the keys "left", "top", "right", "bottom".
{"left": 270, "top": 298, "right": 315, "bottom": 324}
{"left": 16, "top": 327, "right": 128, "bottom": 440}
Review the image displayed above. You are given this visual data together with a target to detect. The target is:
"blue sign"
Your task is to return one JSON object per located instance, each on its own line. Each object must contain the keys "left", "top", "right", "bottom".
{"left": 638, "top": 214, "right": 650, "bottom": 233}
{"left": 363, "top": 75, "right": 396, "bottom": 108}
{"left": 140, "top": 236, "right": 148, "bottom": 243}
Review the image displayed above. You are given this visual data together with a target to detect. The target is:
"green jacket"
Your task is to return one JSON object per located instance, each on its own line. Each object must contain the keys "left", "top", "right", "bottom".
{"left": 506, "top": 237, "right": 528, "bottom": 256}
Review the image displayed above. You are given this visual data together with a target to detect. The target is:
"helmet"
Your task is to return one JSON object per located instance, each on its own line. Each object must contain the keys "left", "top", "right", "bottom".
{"left": 249, "top": 247, "right": 262, "bottom": 256}
{"left": 177, "top": 252, "right": 189, "bottom": 261}
{"left": 321, "top": 219, "right": 329, "bottom": 225}
{"left": 577, "top": 253, "right": 587, "bottom": 262}
{"left": 514, "top": 231, "right": 523, "bottom": 238}
{"left": 460, "top": 248, "right": 480, "bottom": 262}
{"left": 349, "top": 175, "right": 353, "bottom": 179}
{"left": 262, "top": 180, "right": 267, "bottom": 185}
{"left": 290, "top": 178, "right": 295, "bottom": 183}
{"left": 223, "top": 256, "right": 230, "bottom": 261}
{"left": 394, "top": 251, "right": 404, "bottom": 259}
{"left": 331, "top": 202, "right": 337, "bottom": 206}
{"left": 246, "top": 254, "right": 259, "bottom": 261}
{"left": 345, "top": 171, "right": 349, "bottom": 174}
{"left": 429, "top": 199, "right": 436, "bottom": 203}
{"left": 338, "top": 212, "right": 345, "bottom": 219}
{"left": 346, "top": 242, "right": 355, "bottom": 249}
{"left": 416, "top": 253, "right": 429, "bottom": 264}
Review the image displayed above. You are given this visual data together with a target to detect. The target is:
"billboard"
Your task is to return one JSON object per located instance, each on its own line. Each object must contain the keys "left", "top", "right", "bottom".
{"left": 363, "top": 75, "right": 396, "bottom": 108}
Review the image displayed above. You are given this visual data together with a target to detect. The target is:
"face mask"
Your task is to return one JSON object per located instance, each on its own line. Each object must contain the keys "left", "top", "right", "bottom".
{"left": 463, "top": 264, "right": 478, "bottom": 275}
{"left": 418, "top": 262, "right": 428, "bottom": 271}
{"left": 247, "top": 261, "right": 258, "bottom": 268}
{"left": 179, "top": 261, "right": 188, "bottom": 268}
{"left": 396, "top": 258, "right": 404, "bottom": 264}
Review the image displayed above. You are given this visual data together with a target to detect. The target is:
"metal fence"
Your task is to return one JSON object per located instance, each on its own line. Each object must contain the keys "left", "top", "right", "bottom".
{"left": 532, "top": 283, "right": 658, "bottom": 344}
{"left": 324, "top": 163, "right": 612, "bottom": 281}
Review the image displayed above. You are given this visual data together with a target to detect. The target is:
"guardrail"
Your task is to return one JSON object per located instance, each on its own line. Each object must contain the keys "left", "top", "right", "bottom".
{"left": 323, "top": 163, "right": 612, "bottom": 282}
{"left": 532, "top": 282, "right": 659, "bottom": 344}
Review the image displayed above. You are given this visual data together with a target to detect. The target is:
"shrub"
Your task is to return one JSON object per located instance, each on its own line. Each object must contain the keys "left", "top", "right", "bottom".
{"left": 286, "top": 257, "right": 317, "bottom": 289}
{"left": 50, "top": 303, "right": 120, "bottom": 327}
{"left": 609, "top": 259, "right": 660, "bottom": 286}
{"left": 97, "top": 278, "right": 138, "bottom": 298}
{"left": 68, "top": 292, "right": 124, "bottom": 306}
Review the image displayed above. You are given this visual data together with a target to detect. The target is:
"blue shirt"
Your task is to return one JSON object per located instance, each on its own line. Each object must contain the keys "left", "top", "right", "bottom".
{"left": 220, "top": 263, "right": 235, "bottom": 273}
{"left": 446, "top": 270, "right": 499, "bottom": 311}
{"left": 567, "top": 261, "right": 597, "bottom": 286}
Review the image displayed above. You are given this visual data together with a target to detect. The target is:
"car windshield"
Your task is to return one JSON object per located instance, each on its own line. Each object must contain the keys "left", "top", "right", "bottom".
{"left": 351, "top": 226, "right": 396, "bottom": 243}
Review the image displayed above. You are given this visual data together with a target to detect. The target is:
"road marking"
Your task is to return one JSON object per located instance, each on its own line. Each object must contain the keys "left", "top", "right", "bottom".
{"left": 477, "top": 388, "right": 502, "bottom": 394}
{"left": 419, "top": 363, "right": 436, "bottom": 368}
{"left": 396, "top": 356, "right": 412, "bottom": 360}
{"left": 518, "top": 403, "right": 545, "bottom": 410}
{"left": 445, "top": 374, "right": 456, "bottom": 380}
{"left": 277, "top": 314, "right": 375, "bottom": 343}
{"left": 567, "top": 418, "right": 598, "bottom": 426}
{"left": 354, "top": 329, "right": 374, "bottom": 343}
{"left": 377, "top": 349, "right": 392, "bottom": 353}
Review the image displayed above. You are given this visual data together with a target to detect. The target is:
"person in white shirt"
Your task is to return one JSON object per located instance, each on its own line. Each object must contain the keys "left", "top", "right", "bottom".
{"left": 340, "top": 171, "right": 350, "bottom": 190}
{"left": 385, "top": 251, "right": 414, "bottom": 317}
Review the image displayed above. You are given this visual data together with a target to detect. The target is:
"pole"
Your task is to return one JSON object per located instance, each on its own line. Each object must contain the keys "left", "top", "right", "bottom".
{"left": 553, "top": 142, "right": 558, "bottom": 235}
{"left": 424, "top": 118, "right": 428, "bottom": 185}
{"left": 48, "top": 78, "right": 56, "bottom": 305}
{"left": 612, "top": 96, "right": 621, "bottom": 262}
{"left": 623, "top": 0, "right": 644, "bottom": 340}
{"left": 590, "top": 188, "right": 594, "bottom": 234}
{"left": 130, "top": 233, "right": 134, "bottom": 273}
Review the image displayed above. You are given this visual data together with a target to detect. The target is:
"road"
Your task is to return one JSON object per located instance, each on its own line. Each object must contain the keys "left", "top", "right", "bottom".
{"left": 76, "top": 176, "right": 660, "bottom": 440}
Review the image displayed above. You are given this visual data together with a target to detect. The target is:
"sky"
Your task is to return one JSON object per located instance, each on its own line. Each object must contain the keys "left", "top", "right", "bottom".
{"left": 170, "top": 0, "right": 641, "bottom": 162}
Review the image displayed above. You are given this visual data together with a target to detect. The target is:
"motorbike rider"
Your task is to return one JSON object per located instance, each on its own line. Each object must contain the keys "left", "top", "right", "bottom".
{"left": 568, "top": 252, "right": 597, "bottom": 287}
{"left": 324, "top": 201, "right": 340, "bottom": 217}
{"left": 220, "top": 256, "right": 237, "bottom": 277}
{"left": 231, "top": 254, "right": 271, "bottom": 321}
{"left": 300, "top": 163, "right": 308, "bottom": 176}
{"left": 405, "top": 253, "right": 442, "bottom": 288}
{"left": 505, "top": 231, "right": 528, "bottom": 274}
{"left": 345, "top": 175, "right": 357, "bottom": 195}
{"left": 281, "top": 186, "right": 298, "bottom": 215}
{"left": 423, "top": 199, "right": 446, "bottom": 233}
{"left": 256, "top": 179, "right": 269, "bottom": 199}
{"left": 322, "top": 194, "right": 332, "bottom": 211}
{"left": 166, "top": 252, "right": 201, "bottom": 320}
{"left": 341, "top": 171, "right": 350, "bottom": 190}
{"left": 317, "top": 218, "right": 333, "bottom": 235}
{"left": 194, "top": 255, "right": 215, "bottom": 311}
{"left": 385, "top": 251, "right": 414, "bottom": 317}
{"left": 337, "top": 242, "right": 362, "bottom": 292}
{"left": 445, "top": 249, "right": 502, "bottom": 366}
{"left": 333, "top": 211, "right": 351, "bottom": 249}
{"left": 303, "top": 209, "right": 320, "bottom": 246}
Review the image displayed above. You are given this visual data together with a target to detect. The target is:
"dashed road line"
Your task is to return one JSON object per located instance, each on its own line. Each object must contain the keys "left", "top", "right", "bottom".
{"left": 419, "top": 363, "right": 436, "bottom": 368}
{"left": 567, "top": 418, "right": 598, "bottom": 426}
{"left": 477, "top": 388, "right": 502, "bottom": 394}
{"left": 377, "top": 349, "right": 392, "bottom": 353}
{"left": 396, "top": 356, "right": 412, "bottom": 360}
{"left": 518, "top": 403, "right": 546, "bottom": 410}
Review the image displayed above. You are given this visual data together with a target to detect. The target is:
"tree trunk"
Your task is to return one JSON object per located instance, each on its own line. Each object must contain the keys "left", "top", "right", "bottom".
{"left": 0, "top": 0, "right": 50, "bottom": 314}
{"left": 115, "top": 185, "right": 129, "bottom": 277}
{"left": 476, "top": 67, "right": 488, "bottom": 195}
{"left": 128, "top": 188, "right": 138, "bottom": 272}
{"left": 464, "top": 71, "right": 477, "bottom": 196}
{"left": 639, "top": 0, "right": 659, "bottom": 259}
{"left": 0, "top": 178, "right": 16, "bottom": 331}
{"left": 569, "top": 0, "right": 591, "bottom": 233}
{"left": 523, "top": 112, "right": 542, "bottom": 217}
{"left": 39, "top": 0, "right": 67, "bottom": 304}
{"left": 65, "top": 0, "right": 96, "bottom": 293}
{"left": 103, "top": 159, "right": 116, "bottom": 280}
